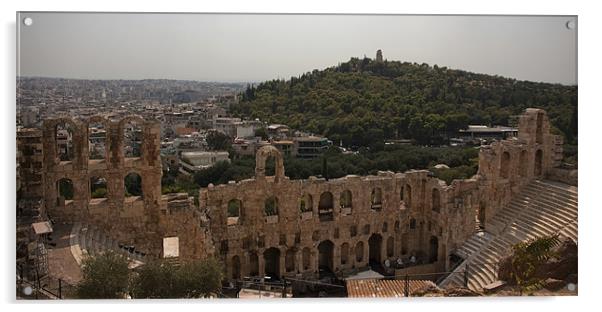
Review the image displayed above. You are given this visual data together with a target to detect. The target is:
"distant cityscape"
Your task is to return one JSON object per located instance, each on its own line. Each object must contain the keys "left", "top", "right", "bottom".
{"left": 17, "top": 75, "right": 522, "bottom": 180}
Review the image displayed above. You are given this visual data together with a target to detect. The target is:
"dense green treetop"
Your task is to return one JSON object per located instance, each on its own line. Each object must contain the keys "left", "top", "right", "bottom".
{"left": 231, "top": 57, "right": 577, "bottom": 145}
{"left": 76, "top": 252, "right": 130, "bottom": 299}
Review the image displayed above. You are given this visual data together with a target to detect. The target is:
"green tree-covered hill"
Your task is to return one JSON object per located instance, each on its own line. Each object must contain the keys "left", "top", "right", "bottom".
{"left": 231, "top": 57, "right": 577, "bottom": 147}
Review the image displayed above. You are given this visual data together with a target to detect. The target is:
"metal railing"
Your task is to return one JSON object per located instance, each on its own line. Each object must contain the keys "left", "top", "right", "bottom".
{"left": 16, "top": 264, "right": 77, "bottom": 299}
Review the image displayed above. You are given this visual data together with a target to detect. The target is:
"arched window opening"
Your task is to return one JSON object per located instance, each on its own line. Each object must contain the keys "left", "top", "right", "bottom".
{"left": 401, "top": 233, "right": 409, "bottom": 255}
{"left": 341, "top": 243, "right": 350, "bottom": 265}
{"left": 231, "top": 256, "right": 241, "bottom": 280}
{"left": 302, "top": 247, "right": 311, "bottom": 271}
{"left": 400, "top": 186, "right": 404, "bottom": 201}
{"left": 432, "top": 188, "right": 441, "bottom": 213}
{"left": 264, "top": 196, "right": 278, "bottom": 216}
{"left": 299, "top": 193, "right": 313, "bottom": 213}
{"left": 318, "top": 240, "right": 335, "bottom": 275}
{"left": 56, "top": 178, "right": 73, "bottom": 206}
{"left": 429, "top": 236, "right": 439, "bottom": 263}
{"left": 123, "top": 120, "right": 143, "bottom": 158}
{"left": 124, "top": 172, "right": 143, "bottom": 198}
{"left": 386, "top": 237, "right": 394, "bottom": 258}
{"left": 368, "top": 234, "right": 383, "bottom": 266}
{"left": 249, "top": 252, "right": 259, "bottom": 276}
{"left": 90, "top": 176, "right": 108, "bottom": 199}
{"left": 501, "top": 151, "right": 511, "bottom": 179}
{"left": 340, "top": 190, "right": 352, "bottom": 211}
{"left": 355, "top": 241, "right": 364, "bottom": 263}
{"left": 55, "top": 122, "right": 74, "bottom": 161}
{"left": 264, "top": 248, "right": 281, "bottom": 279}
{"left": 264, "top": 156, "right": 276, "bottom": 176}
{"left": 371, "top": 188, "right": 383, "bottom": 211}
{"left": 88, "top": 122, "right": 107, "bottom": 160}
{"left": 227, "top": 199, "right": 242, "bottom": 225}
{"left": 318, "top": 192, "right": 334, "bottom": 221}
{"left": 285, "top": 249, "right": 296, "bottom": 273}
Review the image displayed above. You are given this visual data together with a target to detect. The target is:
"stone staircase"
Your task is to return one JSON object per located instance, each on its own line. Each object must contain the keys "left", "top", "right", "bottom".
{"left": 439, "top": 179, "right": 577, "bottom": 291}
{"left": 453, "top": 231, "right": 494, "bottom": 260}
{"left": 70, "top": 223, "right": 146, "bottom": 268}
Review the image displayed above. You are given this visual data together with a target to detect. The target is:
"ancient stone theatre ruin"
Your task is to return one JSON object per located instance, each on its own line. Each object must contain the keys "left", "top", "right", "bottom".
{"left": 21, "top": 108, "right": 576, "bottom": 291}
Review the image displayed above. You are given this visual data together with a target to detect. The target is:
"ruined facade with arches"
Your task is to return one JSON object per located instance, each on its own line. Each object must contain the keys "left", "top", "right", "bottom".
{"left": 202, "top": 108, "right": 564, "bottom": 280}
{"left": 475, "top": 108, "right": 565, "bottom": 227}
{"left": 38, "top": 115, "right": 210, "bottom": 258}
{"left": 29, "top": 108, "right": 566, "bottom": 281}
{"left": 204, "top": 153, "right": 479, "bottom": 279}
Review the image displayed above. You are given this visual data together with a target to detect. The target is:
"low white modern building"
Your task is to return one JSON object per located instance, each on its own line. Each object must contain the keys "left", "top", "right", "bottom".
{"left": 179, "top": 151, "right": 230, "bottom": 175}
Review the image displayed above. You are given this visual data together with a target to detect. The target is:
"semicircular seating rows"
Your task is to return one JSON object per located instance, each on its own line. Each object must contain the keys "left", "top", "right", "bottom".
{"left": 69, "top": 222, "right": 146, "bottom": 269}
{"left": 438, "top": 179, "right": 577, "bottom": 291}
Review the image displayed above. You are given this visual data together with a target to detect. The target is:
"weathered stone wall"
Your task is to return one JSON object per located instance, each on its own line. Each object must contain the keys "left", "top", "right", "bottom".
{"left": 547, "top": 167, "right": 578, "bottom": 186}
{"left": 34, "top": 108, "right": 566, "bottom": 281}
{"left": 40, "top": 115, "right": 207, "bottom": 257}
{"left": 17, "top": 128, "right": 45, "bottom": 217}
{"left": 202, "top": 146, "right": 478, "bottom": 280}
{"left": 475, "top": 109, "right": 563, "bottom": 228}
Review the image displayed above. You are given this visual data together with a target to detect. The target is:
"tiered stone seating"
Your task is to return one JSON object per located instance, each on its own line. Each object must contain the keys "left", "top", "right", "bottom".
{"left": 439, "top": 179, "right": 577, "bottom": 291}
{"left": 69, "top": 223, "right": 146, "bottom": 267}
{"left": 453, "top": 232, "right": 493, "bottom": 260}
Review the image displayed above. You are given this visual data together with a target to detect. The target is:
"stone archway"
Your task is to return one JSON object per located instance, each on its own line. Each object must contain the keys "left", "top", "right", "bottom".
{"left": 429, "top": 236, "right": 439, "bottom": 263}
{"left": 43, "top": 116, "right": 85, "bottom": 168}
{"left": 263, "top": 247, "right": 281, "bottom": 279}
{"left": 124, "top": 172, "right": 143, "bottom": 198}
{"left": 120, "top": 116, "right": 145, "bottom": 159}
{"left": 340, "top": 243, "right": 350, "bottom": 266}
{"left": 285, "top": 248, "right": 296, "bottom": 273}
{"left": 386, "top": 236, "right": 394, "bottom": 258}
{"left": 249, "top": 252, "right": 259, "bottom": 276}
{"left": 227, "top": 199, "right": 242, "bottom": 225}
{"left": 302, "top": 247, "right": 311, "bottom": 271}
{"left": 355, "top": 241, "right": 364, "bottom": 263}
{"left": 255, "top": 145, "right": 285, "bottom": 182}
{"left": 231, "top": 255, "right": 241, "bottom": 280}
{"left": 371, "top": 188, "right": 383, "bottom": 210}
{"left": 56, "top": 178, "right": 74, "bottom": 206}
{"left": 87, "top": 116, "right": 110, "bottom": 161}
{"left": 317, "top": 240, "right": 334, "bottom": 275}
{"left": 318, "top": 192, "right": 334, "bottom": 221}
{"left": 90, "top": 176, "right": 108, "bottom": 199}
{"left": 368, "top": 233, "right": 383, "bottom": 266}
{"left": 55, "top": 121, "right": 76, "bottom": 162}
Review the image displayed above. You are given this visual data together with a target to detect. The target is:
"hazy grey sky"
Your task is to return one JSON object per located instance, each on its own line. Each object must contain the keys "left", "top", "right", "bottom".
{"left": 17, "top": 13, "right": 577, "bottom": 84}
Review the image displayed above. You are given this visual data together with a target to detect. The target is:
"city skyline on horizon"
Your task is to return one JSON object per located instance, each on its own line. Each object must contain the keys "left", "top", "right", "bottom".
{"left": 17, "top": 13, "right": 577, "bottom": 85}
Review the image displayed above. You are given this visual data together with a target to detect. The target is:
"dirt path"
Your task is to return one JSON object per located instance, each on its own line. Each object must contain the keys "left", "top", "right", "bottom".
{"left": 47, "top": 223, "right": 82, "bottom": 285}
